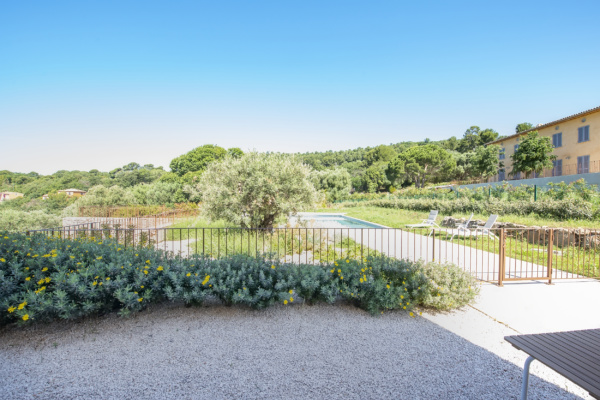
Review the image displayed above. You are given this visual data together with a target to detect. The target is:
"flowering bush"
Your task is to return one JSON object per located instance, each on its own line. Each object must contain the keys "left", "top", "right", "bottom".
{"left": 0, "top": 232, "right": 478, "bottom": 326}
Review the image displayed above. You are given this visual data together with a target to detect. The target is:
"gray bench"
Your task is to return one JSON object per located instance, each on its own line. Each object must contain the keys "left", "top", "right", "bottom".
{"left": 505, "top": 329, "right": 600, "bottom": 399}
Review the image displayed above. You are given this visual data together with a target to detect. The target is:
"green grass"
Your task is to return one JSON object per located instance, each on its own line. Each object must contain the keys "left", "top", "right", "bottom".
{"left": 313, "top": 205, "right": 600, "bottom": 229}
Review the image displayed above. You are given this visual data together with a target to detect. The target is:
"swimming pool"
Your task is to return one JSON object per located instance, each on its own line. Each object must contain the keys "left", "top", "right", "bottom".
{"left": 288, "top": 213, "right": 388, "bottom": 229}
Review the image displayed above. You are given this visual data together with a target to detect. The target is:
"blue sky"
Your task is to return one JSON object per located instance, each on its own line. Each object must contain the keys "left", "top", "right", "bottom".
{"left": 1, "top": 0, "right": 599, "bottom": 174}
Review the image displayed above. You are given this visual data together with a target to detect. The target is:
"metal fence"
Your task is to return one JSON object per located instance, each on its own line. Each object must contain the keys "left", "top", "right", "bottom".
{"left": 28, "top": 225, "right": 600, "bottom": 286}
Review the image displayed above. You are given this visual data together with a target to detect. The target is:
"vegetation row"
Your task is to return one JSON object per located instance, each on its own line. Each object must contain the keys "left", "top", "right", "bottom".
{"left": 0, "top": 232, "right": 478, "bottom": 327}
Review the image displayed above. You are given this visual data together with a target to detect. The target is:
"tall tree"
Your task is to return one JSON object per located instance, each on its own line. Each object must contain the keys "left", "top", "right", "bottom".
{"left": 471, "top": 144, "right": 503, "bottom": 179}
{"left": 169, "top": 145, "right": 227, "bottom": 176}
{"left": 511, "top": 132, "right": 556, "bottom": 178}
{"left": 386, "top": 144, "right": 455, "bottom": 188}
{"left": 515, "top": 122, "right": 534, "bottom": 133}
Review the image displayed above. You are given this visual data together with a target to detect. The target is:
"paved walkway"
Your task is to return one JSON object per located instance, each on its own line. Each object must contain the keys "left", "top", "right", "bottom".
{"left": 344, "top": 228, "right": 585, "bottom": 282}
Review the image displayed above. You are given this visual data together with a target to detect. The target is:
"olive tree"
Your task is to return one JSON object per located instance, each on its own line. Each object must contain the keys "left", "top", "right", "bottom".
{"left": 198, "top": 152, "right": 318, "bottom": 228}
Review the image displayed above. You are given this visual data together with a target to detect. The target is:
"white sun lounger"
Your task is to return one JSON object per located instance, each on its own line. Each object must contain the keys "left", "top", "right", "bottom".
{"left": 405, "top": 210, "right": 440, "bottom": 229}
{"left": 448, "top": 214, "right": 498, "bottom": 240}
{"left": 449, "top": 213, "right": 474, "bottom": 241}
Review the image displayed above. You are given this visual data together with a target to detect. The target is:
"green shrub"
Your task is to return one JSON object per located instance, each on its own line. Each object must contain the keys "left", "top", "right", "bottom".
{"left": 418, "top": 261, "right": 479, "bottom": 310}
{"left": 0, "top": 232, "right": 478, "bottom": 326}
{"left": 0, "top": 210, "right": 62, "bottom": 232}
{"left": 346, "top": 197, "right": 595, "bottom": 221}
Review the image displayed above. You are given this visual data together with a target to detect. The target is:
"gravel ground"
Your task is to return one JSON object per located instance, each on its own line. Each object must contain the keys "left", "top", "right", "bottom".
{"left": 0, "top": 301, "right": 587, "bottom": 400}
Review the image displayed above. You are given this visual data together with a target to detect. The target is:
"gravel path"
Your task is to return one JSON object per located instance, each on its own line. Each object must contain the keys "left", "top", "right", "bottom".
{"left": 0, "top": 302, "right": 586, "bottom": 400}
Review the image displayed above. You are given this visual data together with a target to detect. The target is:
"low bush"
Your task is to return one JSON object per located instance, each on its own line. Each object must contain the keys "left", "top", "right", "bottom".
{"left": 345, "top": 197, "right": 595, "bottom": 221}
{"left": 0, "top": 232, "right": 478, "bottom": 326}
{"left": 0, "top": 210, "right": 62, "bottom": 232}
{"left": 417, "top": 261, "right": 479, "bottom": 310}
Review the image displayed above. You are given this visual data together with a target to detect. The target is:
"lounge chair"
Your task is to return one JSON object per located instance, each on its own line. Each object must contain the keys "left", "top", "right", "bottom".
{"left": 405, "top": 210, "right": 440, "bottom": 229}
{"left": 471, "top": 214, "right": 499, "bottom": 240}
{"left": 449, "top": 213, "right": 473, "bottom": 241}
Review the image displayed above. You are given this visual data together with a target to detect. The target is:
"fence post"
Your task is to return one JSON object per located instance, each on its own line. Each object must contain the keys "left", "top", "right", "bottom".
{"left": 547, "top": 229, "right": 553, "bottom": 284}
{"left": 432, "top": 229, "right": 435, "bottom": 262}
{"left": 498, "top": 228, "right": 505, "bottom": 287}
{"left": 534, "top": 185, "right": 537, "bottom": 201}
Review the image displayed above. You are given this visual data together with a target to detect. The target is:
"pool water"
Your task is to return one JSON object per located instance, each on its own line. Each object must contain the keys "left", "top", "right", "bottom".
{"left": 288, "top": 213, "right": 387, "bottom": 229}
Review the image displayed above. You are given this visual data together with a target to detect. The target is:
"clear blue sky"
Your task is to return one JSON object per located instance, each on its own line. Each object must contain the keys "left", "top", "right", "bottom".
{"left": 1, "top": 0, "right": 599, "bottom": 174}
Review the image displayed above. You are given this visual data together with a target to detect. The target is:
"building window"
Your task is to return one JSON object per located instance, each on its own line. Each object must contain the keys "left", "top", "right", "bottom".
{"left": 513, "top": 171, "right": 521, "bottom": 180}
{"left": 552, "top": 132, "right": 562, "bottom": 148}
{"left": 552, "top": 159, "right": 562, "bottom": 176}
{"left": 577, "top": 155, "right": 590, "bottom": 174}
{"left": 578, "top": 125, "right": 590, "bottom": 143}
{"left": 499, "top": 148, "right": 505, "bottom": 160}
{"left": 514, "top": 144, "right": 519, "bottom": 152}
{"left": 498, "top": 169, "right": 505, "bottom": 181}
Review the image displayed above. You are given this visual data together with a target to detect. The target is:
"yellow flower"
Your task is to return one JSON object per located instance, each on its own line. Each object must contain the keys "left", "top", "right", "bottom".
{"left": 386, "top": 284, "right": 390, "bottom": 289}
{"left": 186, "top": 273, "right": 191, "bottom": 277}
{"left": 25, "top": 277, "right": 31, "bottom": 281}
{"left": 95, "top": 276, "right": 99, "bottom": 279}
{"left": 340, "top": 276, "right": 343, "bottom": 280}
{"left": 410, "top": 312, "right": 414, "bottom": 317}
{"left": 403, "top": 306, "right": 406, "bottom": 310}
{"left": 290, "top": 297, "right": 294, "bottom": 302}
{"left": 42, "top": 267, "right": 48, "bottom": 272}
{"left": 96, "top": 256, "right": 102, "bottom": 260}
{"left": 271, "top": 265, "right": 275, "bottom": 269}
{"left": 289, "top": 290, "right": 293, "bottom": 294}
{"left": 283, "top": 300, "right": 288, "bottom": 305}
{"left": 106, "top": 277, "right": 110, "bottom": 280}
{"left": 157, "top": 266, "right": 164, "bottom": 271}
{"left": 70, "top": 256, "right": 75, "bottom": 259}
{"left": 337, "top": 269, "right": 341, "bottom": 273}
{"left": 330, "top": 269, "right": 334, "bottom": 273}
{"left": 334, "top": 262, "right": 338, "bottom": 266}
{"left": 93, "top": 281, "right": 98, "bottom": 286}
{"left": 99, "top": 282, "right": 103, "bottom": 286}
{"left": 359, "top": 278, "right": 363, "bottom": 283}
{"left": 144, "top": 270, "right": 148, "bottom": 275}
{"left": 45, "top": 277, "right": 51, "bottom": 283}
{"left": 7, "top": 306, "right": 16, "bottom": 313}
{"left": 141, "top": 285, "right": 144, "bottom": 288}
{"left": 346, "top": 259, "right": 349, "bottom": 263}
{"left": 138, "top": 298, "right": 143, "bottom": 302}
{"left": 400, "top": 295, "right": 404, "bottom": 299}
{"left": 37, "top": 279, "right": 44, "bottom": 285}
{"left": 22, "top": 314, "right": 29, "bottom": 321}
{"left": 146, "top": 260, "right": 151, "bottom": 264}
{"left": 117, "top": 248, "right": 121, "bottom": 251}
{"left": 18, "top": 301, "right": 27, "bottom": 310}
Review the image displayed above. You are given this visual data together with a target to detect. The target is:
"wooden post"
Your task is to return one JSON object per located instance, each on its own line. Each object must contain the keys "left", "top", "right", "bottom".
{"left": 547, "top": 229, "right": 554, "bottom": 284}
{"left": 498, "top": 228, "right": 505, "bottom": 287}
{"left": 432, "top": 229, "right": 436, "bottom": 262}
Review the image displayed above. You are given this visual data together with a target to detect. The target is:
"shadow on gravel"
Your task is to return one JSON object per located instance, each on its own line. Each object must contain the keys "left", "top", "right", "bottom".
{"left": 0, "top": 302, "right": 585, "bottom": 400}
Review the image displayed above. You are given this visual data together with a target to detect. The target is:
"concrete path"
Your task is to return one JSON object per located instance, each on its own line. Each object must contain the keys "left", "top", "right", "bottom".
{"left": 343, "top": 228, "right": 586, "bottom": 282}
